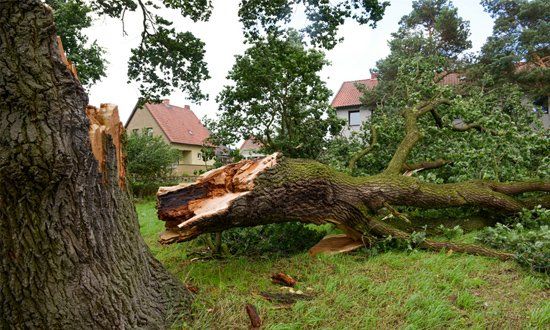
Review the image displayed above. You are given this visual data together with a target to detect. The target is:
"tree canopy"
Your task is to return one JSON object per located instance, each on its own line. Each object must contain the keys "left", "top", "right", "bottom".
{"left": 208, "top": 31, "right": 342, "bottom": 158}
{"left": 323, "top": 0, "right": 548, "bottom": 184}
{"left": 479, "top": 0, "right": 550, "bottom": 96}
{"left": 47, "top": 0, "right": 388, "bottom": 100}
{"left": 46, "top": 0, "right": 107, "bottom": 86}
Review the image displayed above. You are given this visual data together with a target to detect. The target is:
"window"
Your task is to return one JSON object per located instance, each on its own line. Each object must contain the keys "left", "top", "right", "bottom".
{"left": 348, "top": 110, "right": 361, "bottom": 126}
{"left": 132, "top": 129, "right": 138, "bottom": 134}
{"left": 145, "top": 127, "right": 153, "bottom": 136}
{"left": 197, "top": 152, "right": 202, "bottom": 160}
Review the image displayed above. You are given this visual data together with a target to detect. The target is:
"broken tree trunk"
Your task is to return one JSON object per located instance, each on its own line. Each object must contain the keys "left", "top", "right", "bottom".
{"left": 157, "top": 153, "right": 549, "bottom": 260}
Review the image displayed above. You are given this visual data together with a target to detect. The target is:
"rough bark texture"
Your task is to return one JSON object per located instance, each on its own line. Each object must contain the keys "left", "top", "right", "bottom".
{"left": 157, "top": 154, "right": 548, "bottom": 260}
{"left": 0, "top": 1, "right": 189, "bottom": 328}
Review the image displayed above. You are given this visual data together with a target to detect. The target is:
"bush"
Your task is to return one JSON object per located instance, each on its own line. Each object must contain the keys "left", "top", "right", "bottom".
{"left": 220, "top": 222, "right": 328, "bottom": 255}
{"left": 129, "top": 178, "right": 181, "bottom": 198}
{"left": 476, "top": 206, "right": 549, "bottom": 273}
{"left": 126, "top": 130, "right": 180, "bottom": 182}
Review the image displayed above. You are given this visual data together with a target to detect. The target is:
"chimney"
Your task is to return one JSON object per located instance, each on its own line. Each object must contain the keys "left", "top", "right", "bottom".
{"left": 370, "top": 72, "right": 379, "bottom": 80}
{"left": 162, "top": 99, "right": 170, "bottom": 104}
{"left": 184, "top": 105, "right": 191, "bottom": 111}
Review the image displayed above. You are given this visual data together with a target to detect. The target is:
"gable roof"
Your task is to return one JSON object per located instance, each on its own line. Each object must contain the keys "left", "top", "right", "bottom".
{"left": 240, "top": 137, "right": 263, "bottom": 151}
{"left": 331, "top": 79, "right": 378, "bottom": 108}
{"left": 331, "top": 73, "right": 462, "bottom": 109}
{"left": 126, "top": 100, "right": 210, "bottom": 146}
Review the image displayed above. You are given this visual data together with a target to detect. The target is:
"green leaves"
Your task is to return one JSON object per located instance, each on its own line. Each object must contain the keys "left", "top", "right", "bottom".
{"left": 128, "top": 22, "right": 209, "bottom": 102}
{"left": 238, "top": 0, "right": 388, "bottom": 49}
{"left": 476, "top": 206, "right": 550, "bottom": 272}
{"left": 210, "top": 31, "right": 342, "bottom": 158}
{"left": 47, "top": 0, "right": 107, "bottom": 86}
{"left": 53, "top": 0, "right": 388, "bottom": 100}
{"left": 126, "top": 129, "right": 180, "bottom": 181}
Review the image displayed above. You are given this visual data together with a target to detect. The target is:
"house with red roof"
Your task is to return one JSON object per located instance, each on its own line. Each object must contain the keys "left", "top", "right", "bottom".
{"left": 239, "top": 137, "right": 264, "bottom": 159}
{"left": 332, "top": 72, "right": 464, "bottom": 137}
{"left": 331, "top": 74, "right": 379, "bottom": 137}
{"left": 125, "top": 99, "right": 214, "bottom": 175}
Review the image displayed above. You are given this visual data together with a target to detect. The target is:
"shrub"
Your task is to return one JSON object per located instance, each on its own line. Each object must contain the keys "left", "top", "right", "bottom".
{"left": 126, "top": 130, "right": 180, "bottom": 182}
{"left": 476, "top": 206, "right": 549, "bottom": 273}
{"left": 437, "top": 225, "right": 464, "bottom": 240}
{"left": 129, "top": 178, "right": 181, "bottom": 198}
{"left": 126, "top": 130, "right": 181, "bottom": 197}
{"left": 221, "top": 222, "right": 328, "bottom": 255}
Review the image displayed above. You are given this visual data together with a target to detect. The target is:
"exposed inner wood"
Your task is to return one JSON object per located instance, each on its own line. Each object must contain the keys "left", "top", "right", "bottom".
{"left": 308, "top": 234, "right": 365, "bottom": 257}
{"left": 158, "top": 153, "right": 279, "bottom": 243}
{"left": 56, "top": 36, "right": 79, "bottom": 80}
{"left": 85, "top": 104, "right": 126, "bottom": 188}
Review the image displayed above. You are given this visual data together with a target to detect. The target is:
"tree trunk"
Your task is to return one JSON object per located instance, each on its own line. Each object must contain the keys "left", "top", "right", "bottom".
{"left": 0, "top": 1, "right": 189, "bottom": 328}
{"left": 157, "top": 154, "right": 549, "bottom": 260}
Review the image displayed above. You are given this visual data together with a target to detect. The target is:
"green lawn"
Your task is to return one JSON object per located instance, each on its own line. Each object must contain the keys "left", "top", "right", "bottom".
{"left": 136, "top": 201, "right": 549, "bottom": 329}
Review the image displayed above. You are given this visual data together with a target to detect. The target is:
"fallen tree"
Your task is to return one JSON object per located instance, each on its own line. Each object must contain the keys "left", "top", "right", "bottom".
{"left": 157, "top": 100, "right": 549, "bottom": 260}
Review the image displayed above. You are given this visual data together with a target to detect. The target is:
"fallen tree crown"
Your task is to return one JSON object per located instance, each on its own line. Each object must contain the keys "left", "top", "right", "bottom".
{"left": 157, "top": 152, "right": 548, "bottom": 260}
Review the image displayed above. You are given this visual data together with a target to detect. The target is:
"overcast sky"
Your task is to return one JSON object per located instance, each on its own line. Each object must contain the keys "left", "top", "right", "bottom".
{"left": 86, "top": 0, "right": 494, "bottom": 124}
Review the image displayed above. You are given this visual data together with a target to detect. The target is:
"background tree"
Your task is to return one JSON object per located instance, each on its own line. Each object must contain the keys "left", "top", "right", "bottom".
{"left": 209, "top": 30, "right": 343, "bottom": 158}
{"left": 126, "top": 130, "right": 180, "bottom": 181}
{"left": 479, "top": 0, "right": 549, "bottom": 96}
{"left": 46, "top": 0, "right": 107, "bottom": 86}
{"left": 373, "top": 0, "right": 471, "bottom": 89}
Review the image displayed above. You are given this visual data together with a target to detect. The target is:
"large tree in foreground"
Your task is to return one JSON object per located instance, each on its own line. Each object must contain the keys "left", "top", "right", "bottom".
{"left": 0, "top": 1, "right": 189, "bottom": 327}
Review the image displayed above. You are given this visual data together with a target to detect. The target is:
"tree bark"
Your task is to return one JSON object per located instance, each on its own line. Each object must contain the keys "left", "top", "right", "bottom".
{"left": 0, "top": 1, "right": 189, "bottom": 328}
{"left": 157, "top": 154, "right": 548, "bottom": 260}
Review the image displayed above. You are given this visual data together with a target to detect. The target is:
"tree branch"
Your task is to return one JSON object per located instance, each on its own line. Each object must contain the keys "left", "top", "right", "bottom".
{"left": 348, "top": 125, "right": 378, "bottom": 172}
{"left": 417, "top": 99, "right": 451, "bottom": 116}
{"left": 402, "top": 159, "right": 452, "bottom": 172}
{"left": 384, "top": 98, "right": 452, "bottom": 175}
{"left": 484, "top": 181, "right": 550, "bottom": 195}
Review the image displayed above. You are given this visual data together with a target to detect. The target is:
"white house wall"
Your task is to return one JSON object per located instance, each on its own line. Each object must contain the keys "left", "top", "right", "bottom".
{"left": 336, "top": 106, "right": 372, "bottom": 137}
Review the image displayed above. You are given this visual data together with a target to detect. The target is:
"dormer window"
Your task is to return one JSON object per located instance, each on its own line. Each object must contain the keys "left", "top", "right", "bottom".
{"left": 349, "top": 110, "right": 361, "bottom": 126}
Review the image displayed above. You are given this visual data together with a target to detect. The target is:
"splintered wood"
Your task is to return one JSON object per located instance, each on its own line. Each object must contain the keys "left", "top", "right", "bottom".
{"left": 157, "top": 153, "right": 279, "bottom": 244}
{"left": 86, "top": 104, "right": 126, "bottom": 188}
{"left": 245, "top": 304, "right": 261, "bottom": 329}
{"left": 308, "top": 234, "right": 364, "bottom": 257}
{"left": 56, "top": 36, "right": 78, "bottom": 80}
{"left": 270, "top": 273, "right": 297, "bottom": 287}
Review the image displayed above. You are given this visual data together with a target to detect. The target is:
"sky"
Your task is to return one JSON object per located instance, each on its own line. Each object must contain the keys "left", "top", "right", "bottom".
{"left": 86, "top": 0, "right": 495, "bottom": 124}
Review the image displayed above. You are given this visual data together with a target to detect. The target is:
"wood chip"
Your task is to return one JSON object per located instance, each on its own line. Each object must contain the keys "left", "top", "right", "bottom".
{"left": 245, "top": 303, "right": 261, "bottom": 329}
{"left": 270, "top": 272, "right": 297, "bottom": 287}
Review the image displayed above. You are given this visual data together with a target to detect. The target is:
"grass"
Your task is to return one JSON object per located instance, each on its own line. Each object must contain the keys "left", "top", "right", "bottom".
{"left": 136, "top": 200, "right": 550, "bottom": 329}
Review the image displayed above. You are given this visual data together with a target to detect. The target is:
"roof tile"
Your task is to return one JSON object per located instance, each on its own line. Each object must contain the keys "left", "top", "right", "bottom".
{"left": 331, "top": 73, "right": 462, "bottom": 109}
{"left": 145, "top": 102, "right": 209, "bottom": 146}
